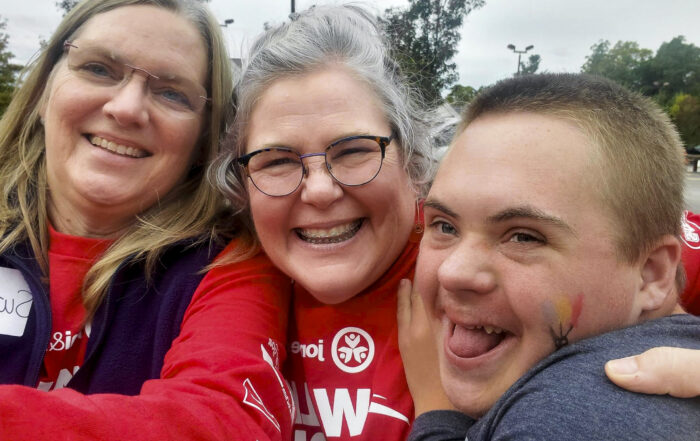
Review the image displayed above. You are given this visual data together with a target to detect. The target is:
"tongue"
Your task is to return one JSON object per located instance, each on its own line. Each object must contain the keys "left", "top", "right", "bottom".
{"left": 447, "top": 325, "right": 503, "bottom": 358}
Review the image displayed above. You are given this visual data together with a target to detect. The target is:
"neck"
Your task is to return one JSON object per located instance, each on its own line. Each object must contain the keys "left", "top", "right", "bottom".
{"left": 48, "top": 198, "right": 131, "bottom": 239}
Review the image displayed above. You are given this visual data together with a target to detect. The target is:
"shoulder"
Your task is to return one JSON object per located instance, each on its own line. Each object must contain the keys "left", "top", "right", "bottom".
{"left": 408, "top": 411, "right": 474, "bottom": 441}
{"left": 474, "top": 316, "right": 700, "bottom": 441}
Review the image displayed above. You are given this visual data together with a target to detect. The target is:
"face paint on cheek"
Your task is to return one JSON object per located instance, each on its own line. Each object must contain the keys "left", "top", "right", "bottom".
{"left": 540, "top": 293, "right": 584, "bottom": 350}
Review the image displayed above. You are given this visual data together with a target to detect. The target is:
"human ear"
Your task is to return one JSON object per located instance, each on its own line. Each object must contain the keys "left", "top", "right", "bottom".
{"left": 634, "top": 235, "right": 682, "bottom": 317}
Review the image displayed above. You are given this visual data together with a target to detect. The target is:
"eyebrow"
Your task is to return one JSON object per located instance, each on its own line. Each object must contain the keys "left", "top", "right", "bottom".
{"left": 252, "top": 132, "right": 382, "bottom": 152}
{"left": 424, "top": 199, "right": 575, "bottom": 235}
{"left": 488, "top": 205, "right": 575, "bottom": 235}
{"left": 76, "top": 41, "right": 194, "bottom": 84}
{"left": 423, "top": 198, "right": 460, "bottom": 220}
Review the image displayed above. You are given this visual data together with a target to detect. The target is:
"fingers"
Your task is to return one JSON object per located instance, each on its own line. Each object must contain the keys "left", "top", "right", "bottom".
{"left": 397, "top": 278, "right": 413, "bottom": 334}
{"left": 605, "top": 347, "right": 700, "bottom": 398}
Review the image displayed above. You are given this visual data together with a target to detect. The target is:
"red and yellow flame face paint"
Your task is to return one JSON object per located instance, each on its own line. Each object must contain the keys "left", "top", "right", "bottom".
{"left": 541, "top": 294, "right": 585, "bottom": 349}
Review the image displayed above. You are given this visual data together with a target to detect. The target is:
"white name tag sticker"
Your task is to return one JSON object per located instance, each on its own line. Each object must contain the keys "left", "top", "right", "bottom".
{"left": 0, "top": 267, "right": 33, "bottom": 337}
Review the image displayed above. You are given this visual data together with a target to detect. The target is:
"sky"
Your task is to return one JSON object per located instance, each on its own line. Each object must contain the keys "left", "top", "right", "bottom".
{"left": 1, "top": 0, "right": 699, "bottom": 90}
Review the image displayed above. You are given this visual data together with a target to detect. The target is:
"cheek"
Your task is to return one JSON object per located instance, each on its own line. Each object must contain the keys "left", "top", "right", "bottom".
{"left": 415, "top": 245, "right": 444, "bottom": 310}
{"left": 43, "top": 75, "right": 84, "bottom": 121}
{"left": 249, "top": 191, "right": 287, "bottom": 237}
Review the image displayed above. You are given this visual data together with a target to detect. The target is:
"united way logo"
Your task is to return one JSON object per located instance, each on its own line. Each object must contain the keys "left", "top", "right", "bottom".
{"left": 331, "top": 327, "right": 375, "bottom": 373}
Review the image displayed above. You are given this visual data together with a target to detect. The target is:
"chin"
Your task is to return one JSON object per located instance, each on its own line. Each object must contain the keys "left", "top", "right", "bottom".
{"left": 441, "top": 369, "right": 497, "bottom": 419}
{"left": 298, "top": 274, "right": 364, "bottom": 305}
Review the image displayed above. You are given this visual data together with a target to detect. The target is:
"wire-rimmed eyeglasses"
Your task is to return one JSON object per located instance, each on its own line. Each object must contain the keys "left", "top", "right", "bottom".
{"left": 62, "top": 40, "right": 210, "bottom": 119}
{"left": 237, "top": 134, "right": 393, "bottom": 197}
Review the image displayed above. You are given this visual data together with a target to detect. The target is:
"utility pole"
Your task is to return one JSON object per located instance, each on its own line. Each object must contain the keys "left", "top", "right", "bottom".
{"left": 291, "top": 0, "right": 295, "bottom": 13}
{"left": 507, "top": 44, "right": 534, "bottom": 76}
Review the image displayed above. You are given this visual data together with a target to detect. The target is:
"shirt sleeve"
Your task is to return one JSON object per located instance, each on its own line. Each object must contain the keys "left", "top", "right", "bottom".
{"left": 407, "top": 410, "right": 474, "bottom": 441}
{"left": 0, "top": 245, "right": 293, "bottom": 441}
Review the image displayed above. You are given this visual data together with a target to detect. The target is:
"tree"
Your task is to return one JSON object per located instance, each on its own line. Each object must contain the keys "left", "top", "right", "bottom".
{"left": 519, "top": 54, "right": 541, "bottom": 75}
{"left": 56, "top": 0, "right": 79, "bottom": 15}
{"left": 445, "top": 84, "right": 477, "bottom": 111}
{"left": 652, "top": 36, "right": 700, "bottom": 103}
{"left": 0, "top": 18, "right": 22, "bottom": 116}
{"left": 581, "top": 40, "right": 653, "bottom": 91}
{"left": 381, "top": 0, "right": 485, "bottom": 105}
{"left": 668, "top": 93, "right": 700, "bottom": 151}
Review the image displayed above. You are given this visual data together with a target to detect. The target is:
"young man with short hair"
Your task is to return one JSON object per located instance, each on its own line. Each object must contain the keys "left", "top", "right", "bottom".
{"left": 408, "top": 73, "right": 700, "bottom": 440}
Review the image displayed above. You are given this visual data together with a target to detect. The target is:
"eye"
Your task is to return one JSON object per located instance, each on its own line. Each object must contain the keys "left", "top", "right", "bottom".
{"left": 430, "top": 220, "right": 458, "bottom": 236}
{"left": 508, "top": 231, "right": 545, "bottom": 244}
{"left": 80, "top": 61, "right": 118, "bottom": 80}
{"left": 153, "top": 87, "right": 194, "bottom": 110}
{"left": 330, "top": 138, "right": 380, "bottom": 160}
{"left": 259, "top": 156, "right": 299, "bottom": 169}
{"left": 248, "top": 150, "right": 301, "bottom": 174}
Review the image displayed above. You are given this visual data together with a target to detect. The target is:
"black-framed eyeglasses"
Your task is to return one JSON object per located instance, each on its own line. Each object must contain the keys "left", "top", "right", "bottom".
{"left": 237, "top": 134, "right": 393, "bottom": 197}
{"left": 62, "top": 40, "right": 210, "bottom": 119}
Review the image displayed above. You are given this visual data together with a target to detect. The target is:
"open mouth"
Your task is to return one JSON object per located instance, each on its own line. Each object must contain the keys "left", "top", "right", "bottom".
{"left": 447, "top": 323, "right": 508, "bottom": 359}
{"left": 88, "top": 135, "right": 149, "bottom": 158}
{"left": 295, "top": 219, "right": 364, "bottom": 244}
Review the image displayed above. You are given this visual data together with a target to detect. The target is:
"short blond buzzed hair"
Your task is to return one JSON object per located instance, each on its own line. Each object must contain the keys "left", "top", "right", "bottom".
{"left": 459, "top": 73, "right": 685, "bottom": 266}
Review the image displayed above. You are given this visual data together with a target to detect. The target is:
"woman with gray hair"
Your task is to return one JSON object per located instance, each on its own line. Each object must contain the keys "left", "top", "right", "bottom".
{"left": 0, "top": 0, "right": 292, "bottom": 439}
{"left": 214, "top": 4, "right": 434, "bottom": 439}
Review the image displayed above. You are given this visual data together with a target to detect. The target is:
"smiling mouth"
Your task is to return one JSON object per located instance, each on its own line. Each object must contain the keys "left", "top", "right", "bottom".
{"left": 295, "top": 219, "right": 364, "bottom": 244}
{"left": 88, "top": 135, "right": 149, "bottom": 158}
{"left": 448, "top": 323, "right": 508, "bottom": 359}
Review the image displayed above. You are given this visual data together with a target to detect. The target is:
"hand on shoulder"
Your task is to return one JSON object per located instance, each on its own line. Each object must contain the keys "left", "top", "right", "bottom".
{"left": 606, "top": 347, "right": 700, "bottom": 398}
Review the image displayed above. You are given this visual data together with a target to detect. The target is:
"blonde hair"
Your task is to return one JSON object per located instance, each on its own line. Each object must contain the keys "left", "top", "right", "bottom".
{"left": 0, "top": 0, "right": 250, "bottom": 319}
{"left": 461, "top": 73, "right": 686, "bottom": 268}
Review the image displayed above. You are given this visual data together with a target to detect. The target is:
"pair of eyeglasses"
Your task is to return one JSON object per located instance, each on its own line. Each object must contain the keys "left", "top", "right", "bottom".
{"left": 237, "top": 134, "right": 393, "bottom": 197}
{"left": 63, "top": 41, "right": 210, "bottom": 119}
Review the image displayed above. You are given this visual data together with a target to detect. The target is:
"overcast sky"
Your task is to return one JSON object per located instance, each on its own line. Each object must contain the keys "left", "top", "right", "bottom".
{"left": 2, "top": 0, "right": 699, "bottom": 90}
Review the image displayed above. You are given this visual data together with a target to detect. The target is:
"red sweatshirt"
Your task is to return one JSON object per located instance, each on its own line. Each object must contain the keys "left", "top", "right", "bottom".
{"left": 0, "top": 240, "right": 294, "bottom": 441}
{"left": 681, "top": 210, "right": 700, "bottom": 314}
{"left": 287, "top": 240, "right": 419, "bottom": 441}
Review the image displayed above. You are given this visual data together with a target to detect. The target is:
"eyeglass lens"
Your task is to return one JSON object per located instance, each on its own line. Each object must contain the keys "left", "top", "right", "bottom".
{"left": 246, "top": 137, "right": 385, "bottom": 196}
{"left": 64, "top": 42, "right": 208, "bottom": 119}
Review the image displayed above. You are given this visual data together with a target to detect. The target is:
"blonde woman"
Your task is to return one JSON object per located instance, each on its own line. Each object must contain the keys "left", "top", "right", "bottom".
{"left": 0, "top": 0, "right": 291, "bottom": 439}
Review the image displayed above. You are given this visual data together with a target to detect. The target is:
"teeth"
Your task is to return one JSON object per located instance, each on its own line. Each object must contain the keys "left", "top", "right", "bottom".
{"left": 463, "top": 324, "right": 504, "bottom": 334}
{"left": 302, "top": 223, "right": 356, "bottom": 238}
{"left": 297, "top": 220, "right": 362, "bottom": 244}
{"left": 90, "top": 136, "right": 147, "bottom": 158}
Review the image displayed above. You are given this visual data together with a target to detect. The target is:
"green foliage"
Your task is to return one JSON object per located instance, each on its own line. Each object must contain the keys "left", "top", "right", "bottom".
{"left": 652, "top": 36, "right": 700, "bottom": 105}
{"left": 519, "top": 54, "right": 541, "bottom": 75}
{"left": 445, "top": 84, "right": 477, "bottom": 111}
{"left": 669, "top": 93, "right": 700, "bottom": 151}
{"left": 581, "top": 36, "right": 699, "bottom": 148}
{"left": 0, "top": 18, "right": 22, "bottom": 116}
{"left": 56, "top": 0, "right": 79, "bottom": 15}
{"left": 381, "top": 0, "right": 485, "bottom": 105}
{"left": 581, "top": 40, "right": 653, "bottom": 90}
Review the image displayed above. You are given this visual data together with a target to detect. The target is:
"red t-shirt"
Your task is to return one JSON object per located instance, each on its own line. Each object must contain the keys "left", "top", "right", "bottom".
{"left": 680, "top": 210, "right": 700, "bottom": 314}
{"left": 38, "top": 226, "right": 112, "bottom": 391}
{"left": 287, "top": 239, "right": 419, "bottom": 441}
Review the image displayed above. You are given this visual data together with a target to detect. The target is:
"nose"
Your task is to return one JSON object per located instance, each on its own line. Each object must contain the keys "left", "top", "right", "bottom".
{"left": 102, "top": 72, "right": 150, "bottom": 126}
{"left": 299, "top": 155, "right": 343, "bottom": 208}
{"left": 437, "top": 239, "right": 497, "bottom": 295}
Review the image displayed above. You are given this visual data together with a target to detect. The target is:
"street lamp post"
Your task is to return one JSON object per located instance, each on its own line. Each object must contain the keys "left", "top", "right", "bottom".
{"left": 220, "top": 18, "right": 234, "bottom": 27}
{"left": 507, "top": 44, "right": 534, "bottom": 76}
{"left": 291, "top": 0, "right": 295, "bottom": 13}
